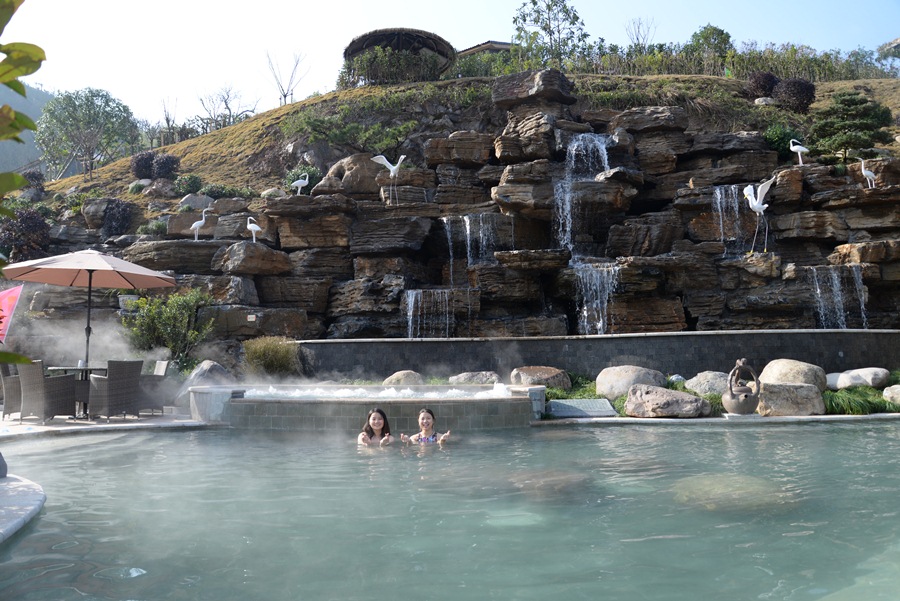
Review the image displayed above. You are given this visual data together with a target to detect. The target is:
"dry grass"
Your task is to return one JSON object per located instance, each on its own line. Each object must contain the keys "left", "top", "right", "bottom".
{"left": 43, "top": 75, "right": 900, "bottom": 229}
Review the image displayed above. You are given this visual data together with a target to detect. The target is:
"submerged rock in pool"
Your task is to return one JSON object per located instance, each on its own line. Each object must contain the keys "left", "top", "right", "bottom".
{"left": 672, "top": 474, "right": 798, "bottom": 512}
{"left": 508, "top": 469, "right": 594, "bottom": 502}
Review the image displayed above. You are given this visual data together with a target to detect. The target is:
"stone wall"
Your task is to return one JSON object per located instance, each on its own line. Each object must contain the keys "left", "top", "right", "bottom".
{"left": 297, "top": 330, "right": 900, "bottom": 381}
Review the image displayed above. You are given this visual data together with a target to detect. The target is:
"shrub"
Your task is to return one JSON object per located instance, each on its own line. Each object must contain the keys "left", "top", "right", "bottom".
{"left": 128, "top": 182, "right": 145, "bottom": 194}
{"left": 337, "top": 46, "right": 443, "bottom": 89}
{"left": 243, "top": 336, "right": 301, "bottom": 376}
{"left": 21, "top": 167, "right": 44, "bottom": 191}
{"left": 198, "top": 183, "right": 256, "bottom": 199}
{"left": 0, "top": 208, "right": 51, "bottom": 260}
{"left": 122, "top": 289, "right": 214, "bottom": 371}
{"left": 745, "top": 71, "right": 780, "bottom": 98}
{"left": 151, "top": 152, "right": 180, "bottom": 179}
{"left": 100, "top": 199, "right": 133, "bottom": 238}
{"left": 130, "top": 150, "right": 155, "bottom": 179}
{"left": 136, "top": 219, "right": 168, "bottom": 236}
{"left": 283, "top": 166, "right": 323, "bottom": 192}
{"left": 764, "top": 123, "right": 805, "bottom": 162}
{"left": 174, "top": 174, "right": 203, "bottom": 196}
{"left": 773, "top": 78, "right": 816, "bottom": 113}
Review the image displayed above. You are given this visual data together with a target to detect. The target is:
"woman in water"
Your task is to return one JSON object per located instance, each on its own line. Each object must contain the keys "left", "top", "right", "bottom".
{"left": 400, "top": 407, "right": 450, "bottom": 445}
{"left": 358, "top": 407, "right": 394, "bottom": 446}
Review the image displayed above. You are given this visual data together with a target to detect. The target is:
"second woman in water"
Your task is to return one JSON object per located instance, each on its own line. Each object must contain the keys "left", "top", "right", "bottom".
{"left": 400, "top": 407, "right": 450, "bottom": 446}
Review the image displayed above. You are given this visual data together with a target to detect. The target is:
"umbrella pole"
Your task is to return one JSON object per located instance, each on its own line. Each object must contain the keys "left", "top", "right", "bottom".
{"left": 85, "top": 270, "right": 93, "bottom": 366}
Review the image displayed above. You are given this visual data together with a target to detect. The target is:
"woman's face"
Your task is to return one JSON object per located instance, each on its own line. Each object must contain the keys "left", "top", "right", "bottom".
{"left": 418, "top": 411, "right": 434, "bottom": 431}
{"left": 368, "top": 412, "right": 384, "bottom": 432}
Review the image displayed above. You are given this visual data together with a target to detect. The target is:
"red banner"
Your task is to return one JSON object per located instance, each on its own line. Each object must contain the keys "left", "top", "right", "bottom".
{"left": 0, "top": 284, "right": 24, "bottom": 344}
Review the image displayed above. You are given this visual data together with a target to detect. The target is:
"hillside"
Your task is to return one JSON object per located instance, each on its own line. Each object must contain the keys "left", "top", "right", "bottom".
{"left": 0, "top": 82, "right": 54, "bottom": 172}
{"left": 42, "top": 74, "right": 900, "bottom": 228}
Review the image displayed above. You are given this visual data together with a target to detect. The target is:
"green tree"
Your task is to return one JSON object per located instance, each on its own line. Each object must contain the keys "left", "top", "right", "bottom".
{"left": 35, "top": 87, "right": 137, "bottom": 180}
{"left": 808, "top": 91, "right": 894, "bottom": 161}
{"left": 0, "top": 0, "right": 45, "bottom": 364}
{"left": 122, "top": 289, "right": 215, "bottom": 371}
{"left": 683, "top": 24, "right": 734, "bottom": 57}
{"left": 511, "top": 0, "right": 592, "bottom": 71}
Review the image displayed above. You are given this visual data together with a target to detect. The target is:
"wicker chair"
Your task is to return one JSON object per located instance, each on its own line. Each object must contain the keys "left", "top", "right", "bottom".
{"left": 89, "top": 360, "right": 144, "bottom": 421}
{"left": 18, "top": 360, "right": 77, "bottom": 424}
{"left": 139, "top": 360, "right": 169, "bottom": 415}
{"left": 1, "top": 363, "right": 21, "bottom": 421}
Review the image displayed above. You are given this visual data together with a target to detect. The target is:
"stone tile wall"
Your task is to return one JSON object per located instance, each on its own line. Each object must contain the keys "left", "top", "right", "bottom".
{"left": 297, "top": 330, "right": 900, "bottom": 381}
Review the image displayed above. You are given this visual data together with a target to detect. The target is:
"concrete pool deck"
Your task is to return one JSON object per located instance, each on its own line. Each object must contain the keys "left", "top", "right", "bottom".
{"left": 2, "top": 410, "right": 900, "bottom": 546}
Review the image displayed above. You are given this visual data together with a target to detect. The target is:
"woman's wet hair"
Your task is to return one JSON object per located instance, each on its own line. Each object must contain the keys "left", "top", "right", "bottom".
{"left": 363, "top": 407, "right": 391, "bottom": 437}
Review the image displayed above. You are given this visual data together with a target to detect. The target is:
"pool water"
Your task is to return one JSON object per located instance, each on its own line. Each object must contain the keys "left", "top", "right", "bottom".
{"left": 2, "top": 423, "right": 900, "bottom": 600}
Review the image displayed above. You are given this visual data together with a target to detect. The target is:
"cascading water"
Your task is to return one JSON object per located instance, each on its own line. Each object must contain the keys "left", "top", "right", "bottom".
{"left": 406, "top": 289, "right": 452, "bottom": 338}
{"left": 712, "top": 184, "right": 746, "bottom": 256}
{"left": 440, "top": 216, "right": 457, "bottom": 288}
{"left": 810, "top": 265, "right": 868, "bottom": 329}
{"left": 573, "top": 261, "right": 619, "bottom": 334}
{"left": 554, "top": 133, "right": 610, "bottom": 254}
{"left": 850, "top": 264, "right": 869, "bottom": 329}
{"left": 463, "top": 213, "right": 500, "bottom": 265}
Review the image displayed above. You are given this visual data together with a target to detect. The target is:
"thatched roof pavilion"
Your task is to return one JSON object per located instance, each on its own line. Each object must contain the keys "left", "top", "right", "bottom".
{"left": 343, "top": 28, "right": 457, "bottom": 74}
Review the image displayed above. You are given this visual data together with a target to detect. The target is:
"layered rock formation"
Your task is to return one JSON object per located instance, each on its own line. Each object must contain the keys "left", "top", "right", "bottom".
{"left": 23, "top": 70, "right": 900, "bottom": 359}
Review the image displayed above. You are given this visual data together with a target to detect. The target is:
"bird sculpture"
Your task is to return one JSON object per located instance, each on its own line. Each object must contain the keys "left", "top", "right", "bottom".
{"left": 858, "top": 158, "right": 876, "bottom": 189}
{"left": 743, "top": 174, "right": 777, "bottom": 254}
{"left": 291, "top": 173, "right": 309, "bottom": 195}
{"left": 247, "top": 216, "right": 262, "bottom": 243}
{"left": 189, "top": 208, "right": 211, "bottom": 241}
{"left": 370, "top": 154, "right": 406, "bottom": 205}
{"left": 789, "top": 139, "right": 809, "bottom": 165}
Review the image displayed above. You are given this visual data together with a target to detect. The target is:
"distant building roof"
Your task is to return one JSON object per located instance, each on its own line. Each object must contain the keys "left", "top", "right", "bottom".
{"left": 458, "top": 40, "right": 513, "bottom": 58}
{"left": 344, "top": 28, "right": 458, "bottom": 73}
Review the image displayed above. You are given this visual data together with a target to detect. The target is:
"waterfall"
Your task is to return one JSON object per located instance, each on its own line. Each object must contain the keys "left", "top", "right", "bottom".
{"left": 463, "top": 213, "right": 499, "bottom": 265}
{"left": 811, "top": 266, "right": 847, "bottom": 328}
{"left": 850, "top": 264, "right": 869, "bottom": 329}
{"left": 573, "top": 262, "right": 619, "bottom": 335}
{"left": 810, "top": 265, "right": 868, "bottom": 329}
{"left": 406, "top": 289, "right": 452, "bottom": 338}
{"left": 554, "top": 133, "right": 610, "bottom": 254}
{"left": 712, "top": 184, "right": 746, "bottom": 255}
{"left": 440, "top": 216, "right": 456, "bottom": 288}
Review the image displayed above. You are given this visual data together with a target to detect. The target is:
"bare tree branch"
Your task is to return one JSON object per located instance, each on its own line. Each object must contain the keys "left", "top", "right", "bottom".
{"left": 267, "top": 51, "right": 307, "bottom": 106}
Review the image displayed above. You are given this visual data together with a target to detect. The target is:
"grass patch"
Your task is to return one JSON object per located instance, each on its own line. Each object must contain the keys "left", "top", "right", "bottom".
{"left": 545, "top": 373, "right": 596, "bottom": 400}
{"left": 824, "top": 387, "right": 900, "bottom": 415}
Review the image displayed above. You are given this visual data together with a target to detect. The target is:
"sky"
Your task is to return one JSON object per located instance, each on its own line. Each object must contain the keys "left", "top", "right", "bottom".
{"left": 5, "top": 0, "right": 899, "bottom": 123}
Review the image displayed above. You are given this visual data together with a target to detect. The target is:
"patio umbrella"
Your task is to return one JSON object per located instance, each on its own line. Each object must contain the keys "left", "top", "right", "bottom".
{"left": 2, "top": 249, "right": 176, "bottom": 366}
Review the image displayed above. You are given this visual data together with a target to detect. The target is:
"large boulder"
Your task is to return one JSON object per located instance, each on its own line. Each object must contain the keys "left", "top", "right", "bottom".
{"left": 884, "top": 385, "right": 900, "bottom": 405}
{"left": 383, "top": 370, "right": 424, "bottom": 386}
{"left": 684, "top": 371, "right": 729, "bottom": 396}
{"left": 449, "top": 371, "right": 501, "bottom": 385}
{"left": 510, "top": 366, "right": 571, "bottom": 390}
{"left": 826, "top": 367, "right": 891, "bottom": 390}
{"left": 757, "top": 382, "right": 825, "bottom": 416}
{"left": 624, "top": 385, "right": 711, "bottom": 418}
{"left": 212, "top": 242, "right": 292, "bottom": 276}
{"left": 595, "top": 365, "right": 666, "bottom": 400}
{"left": 759, "top": 359, "right": 827, "bottom": 392}
{"left": 174, "top": 360, "right": 234, "bottom": 409}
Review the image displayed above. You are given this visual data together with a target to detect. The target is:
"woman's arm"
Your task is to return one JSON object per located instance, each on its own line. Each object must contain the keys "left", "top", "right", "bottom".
{"left": 358, "top": 432, "right": 370, "bottom": 445}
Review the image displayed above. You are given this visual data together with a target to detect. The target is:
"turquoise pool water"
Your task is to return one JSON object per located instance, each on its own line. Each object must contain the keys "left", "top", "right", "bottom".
{"left": 1, "top": 423, "right": 899, "bottom": 600}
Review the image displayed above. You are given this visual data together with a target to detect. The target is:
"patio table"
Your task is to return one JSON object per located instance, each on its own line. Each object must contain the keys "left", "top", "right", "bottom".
{"left": 47, "top": 366, "right": 108, "bottom": 418}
